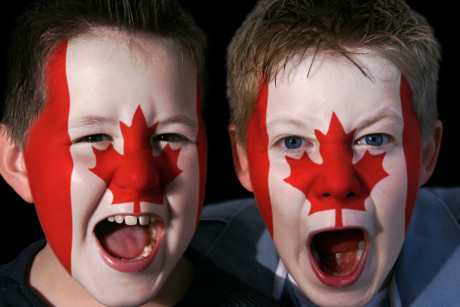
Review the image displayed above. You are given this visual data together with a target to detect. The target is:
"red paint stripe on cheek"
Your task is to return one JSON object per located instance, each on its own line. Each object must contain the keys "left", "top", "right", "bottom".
{"left": 246, "top": 78, "right": 273, "bottom": 236}
{"left": 400, "top": 75, "right": 421, "bottom": 231}
{"left": 23, "top": 41, "right": 73, "bottom": 273}
{"left": 195, "top": 80, "right": 207, "bottom": 227}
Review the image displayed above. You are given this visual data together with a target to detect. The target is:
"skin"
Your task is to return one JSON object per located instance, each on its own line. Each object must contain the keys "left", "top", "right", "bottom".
{"left": 231, "top": 51, "right": 441, "bottom": 306}
{"left": 2, "top": 30, "right": 206, "bottom": 306}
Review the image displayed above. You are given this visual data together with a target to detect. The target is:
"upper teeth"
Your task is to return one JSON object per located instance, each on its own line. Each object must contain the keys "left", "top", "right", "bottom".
{"left": 107, "top": 215, "right": 155, "bottom": 226}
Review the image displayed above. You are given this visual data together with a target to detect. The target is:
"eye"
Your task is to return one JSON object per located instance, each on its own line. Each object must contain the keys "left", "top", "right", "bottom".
{"left": 356, "top": 134, "right": 391, "bottom": 146}
{"left": 280, "top": 136, "right": 305, "bottom": 149}
{"left": 74, "top": 134, "right": 111, "bottom": 143}
{"left": 152, "top": 133, "right": 187, "bottom": 143}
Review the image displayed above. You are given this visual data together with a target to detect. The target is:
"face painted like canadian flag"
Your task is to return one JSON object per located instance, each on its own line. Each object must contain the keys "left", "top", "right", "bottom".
{"left": 23, "top": 32, "right": 206, "bottom": 306}
{"left": 244, "top": 52, "right": 421, "bottom": 306}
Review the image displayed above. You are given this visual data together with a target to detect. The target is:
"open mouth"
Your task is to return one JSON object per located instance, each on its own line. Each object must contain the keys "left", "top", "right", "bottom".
{"left": 94, "top": 214, "right": 163, "bottom": 272}
{"left": 309, "top": 228, "right": 368, "bottom": 287}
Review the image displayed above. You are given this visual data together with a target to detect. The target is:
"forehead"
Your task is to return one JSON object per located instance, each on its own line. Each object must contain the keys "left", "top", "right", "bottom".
{"left": 63, "top": 30, "right": 197, "bottom": 123}
{"left": 266, "top": 52, "right": 402, "bottom": 131}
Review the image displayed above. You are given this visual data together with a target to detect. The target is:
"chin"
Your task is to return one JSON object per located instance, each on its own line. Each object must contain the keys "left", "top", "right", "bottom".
{"left": 71, "top": 247, "right": 169, "bottom": 307}
{"left": 85, "top": 278, "right": 161, "bottom": 307}
{"left": 298, "top": 278, "right": 380, "bottom": 307}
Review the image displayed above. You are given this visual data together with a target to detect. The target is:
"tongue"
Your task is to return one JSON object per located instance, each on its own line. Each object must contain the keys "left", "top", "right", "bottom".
{"left": 314, "top": 229, "right": 363, "bottom": 276}
{"left": 97, "top": 222, "right": 150, "bottom": 259}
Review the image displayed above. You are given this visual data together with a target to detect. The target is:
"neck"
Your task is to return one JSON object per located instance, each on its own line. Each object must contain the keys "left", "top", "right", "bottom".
{"left": 28, "top": 244, "right": 194, "bottom": 307}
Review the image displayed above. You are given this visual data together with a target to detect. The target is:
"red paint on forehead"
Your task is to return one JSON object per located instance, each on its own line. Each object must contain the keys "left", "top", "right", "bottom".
{"left": 284, "top": 113, "right": 388, "bottom": 227}
{"left": 23, "top": 41, "right": 73, "bottom": 273}
{"left": 246, "top": 77, "right": 273, "bottom": 235}
{"left": 400, "top": 75, "right": 421, "bottom": 231}
{"left": 90, "top": 105, "right": 182, "bottom": 213}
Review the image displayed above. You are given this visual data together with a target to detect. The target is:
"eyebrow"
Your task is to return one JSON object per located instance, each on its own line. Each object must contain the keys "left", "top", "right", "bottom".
{"left": 159, "top": 115, "right": 198, "bottom": 131}
{"left": 266, "top": 110, "right": 403, "bottom": 131}
{"left": 266, "top": 118, "right": 306, "bottom": 130}
{"left": 68, "top": 114, "right": 198, "bottom": 132}
{"left": 356, "top": 110, "right": 404, "bottom": 129}
{"left": 67, "top": 116, "right": 117, "bottom": 131}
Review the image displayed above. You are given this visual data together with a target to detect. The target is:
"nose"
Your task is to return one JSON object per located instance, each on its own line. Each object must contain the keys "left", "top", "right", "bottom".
{"left": 313, "top": 159, "right": 362, "bottom": 201}
{"left": 113, "top": 149, "right": 160, "bottom": 192}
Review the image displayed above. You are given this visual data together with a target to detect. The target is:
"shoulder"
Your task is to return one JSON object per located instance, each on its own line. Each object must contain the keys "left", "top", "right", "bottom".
{"left": 407, "top": 187, "right": 460, "bottom": 242}
{"left": 395, "top": 187, "right": 460, "bottom": 305}
{"left": 198, "top": 198, "right": 260, "bottom": 222}
{"left": 178, "top": 246, "right": 280, "bottom": 306}
{"left": 0, "top": 239, "right": 47, "bottom": 306}
{"left": 417, "top": 186, "right": 460, "bottom": 220}
{"left": 192, "top": 198, "right": 264, "bottom": 253}
{"left": 191, "top": 198, "right": 279, "bottom": 297}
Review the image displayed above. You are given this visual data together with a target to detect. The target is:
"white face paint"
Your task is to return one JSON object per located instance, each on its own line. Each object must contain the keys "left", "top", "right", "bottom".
{"left": 243, "top": 52, "right": 420, "bottom": 307}
{"left": 24, "top": 31, "right": 206, "bottom": 306}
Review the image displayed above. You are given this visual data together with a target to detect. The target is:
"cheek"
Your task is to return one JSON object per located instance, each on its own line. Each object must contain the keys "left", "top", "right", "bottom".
{"left": 193, "top": 130, "right": 207, "bottom": 226}
{"left": 400, "top": 76, "right": 421, "bottom": 230}
{"left": 268, "top": 154, "right": 305, "bottom": 224}
{"left": 246, "top": 80, "right": 274, "bottom": 235}
{"left": 373, "top": 153, "right": 407, "bottom": 228}
{"left": 194, "top": 84, "right": 207, "bottom": 226}
{"left": 175, "top": 148, "right": 201, "bottom": 200}
{"left": 23, "top": 41, "right": 74, "bottom": 273}
{"left": 69, "top": 147, "right": 108, "bottom": 236}
{"left": 371, "top": 161, "right": 407, "bottom": 271}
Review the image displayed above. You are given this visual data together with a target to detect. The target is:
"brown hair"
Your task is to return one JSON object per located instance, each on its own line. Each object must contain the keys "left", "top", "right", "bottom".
{"left": 1, "top": 0, "right": 207, "bottom": 148}
{"left": 227, "top": 0, "right": 441, "bottom": 143}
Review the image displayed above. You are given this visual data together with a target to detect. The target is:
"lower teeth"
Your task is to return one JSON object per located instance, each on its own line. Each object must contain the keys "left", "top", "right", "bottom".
{"left": 312, "top": 238, "right": 366, "bottom": 272}
{"left": 118, "top": 222, "right": 158, "bottom": 261}
{"left": 130, "top": 244, "right": 153, "bottom": 261}
{"left": 357, "top": 239, "right": 364, "bottom": 260}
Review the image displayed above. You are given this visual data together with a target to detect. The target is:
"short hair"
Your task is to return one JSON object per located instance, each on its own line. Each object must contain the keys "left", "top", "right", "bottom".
{"left": 227, "top": 0, "right": 441, "bottom": 143}
{"left": 1, "top": 0, "right": 207, "bottom": 148}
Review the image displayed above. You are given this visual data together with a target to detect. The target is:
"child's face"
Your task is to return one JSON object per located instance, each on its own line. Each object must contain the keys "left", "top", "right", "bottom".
{"left": 243, "top": 53, "right": 422, "bottom": 306}
{"left": 23, "top": 33, "right": 206, "bottom": 305}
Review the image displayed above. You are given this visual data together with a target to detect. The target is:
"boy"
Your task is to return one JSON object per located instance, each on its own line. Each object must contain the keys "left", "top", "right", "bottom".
{"left": 0, "top": 0, "right": 277, "bottom": 305}
{"left": 192, "top": 0, "right": 460, "bottom": 306}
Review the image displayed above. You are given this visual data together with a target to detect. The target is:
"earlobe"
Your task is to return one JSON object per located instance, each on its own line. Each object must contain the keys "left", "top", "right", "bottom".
{"left": 228, "top": 124, "right": 253, "bottom": 192}
{"left": 419, "top": 120, "right": 443, "bottom": 186}
{"left": 0, "top": 125, "right": 34, "bottom": 203}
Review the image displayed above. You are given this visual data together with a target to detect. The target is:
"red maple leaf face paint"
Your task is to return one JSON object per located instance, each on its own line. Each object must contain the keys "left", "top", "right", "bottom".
{"left": 90, "top": 105, "right": 182, "bottom": 213}
{"left": 284, "top": 112, "right": 389, "bottom": 227}
{"left": 23, "top": 32, "right": 206, "bottom": 306}
{"left": 243, "top": 53, "right": 421, "bottom": 306}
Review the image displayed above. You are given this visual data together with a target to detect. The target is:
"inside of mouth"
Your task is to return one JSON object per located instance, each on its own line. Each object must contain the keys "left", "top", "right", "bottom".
{"left": 311, "top": 229, "right": 365, "bottom": 277}
{"left": 95, "top": 219, "right": 156, "bottom": 260}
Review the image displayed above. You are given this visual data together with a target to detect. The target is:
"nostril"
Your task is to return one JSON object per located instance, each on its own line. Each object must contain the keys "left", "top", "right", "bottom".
{"left": 322, "top": 193, "right": 331, "bottom": 197}
{"left": 346, "top": 192, "right": 355, "bottom": 198}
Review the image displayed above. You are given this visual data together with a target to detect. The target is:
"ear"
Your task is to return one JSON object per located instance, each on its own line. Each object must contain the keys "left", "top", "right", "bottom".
{"left": 0, "top": 125, "right": 34, "bottom": 203}
{"left": 228, "top": 123, "right": 253, "bottom": 192}
{"left": 419, "top": 119, "right": 443, "bottom": 186}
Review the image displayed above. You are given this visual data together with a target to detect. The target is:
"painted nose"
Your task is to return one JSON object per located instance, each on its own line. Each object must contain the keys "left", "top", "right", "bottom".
{"left": 314, "top": 159, "right": 362, "bottom": 200}
{"left": 114, "top": 149, "right": 160, "bottom": 191}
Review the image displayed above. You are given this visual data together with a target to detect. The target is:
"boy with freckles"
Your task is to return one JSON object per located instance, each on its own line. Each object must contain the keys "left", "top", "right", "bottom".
{"left": 0, "top": 0, "right": 278, "bottom": 306}
{"left": 192, "top": 0, "right": 460, "bottom": 306}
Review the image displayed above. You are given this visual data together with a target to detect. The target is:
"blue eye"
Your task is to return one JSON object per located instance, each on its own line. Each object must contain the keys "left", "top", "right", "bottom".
{"left": 283, "top": 136, "right": 303, "bottom": 149}
{"left": 359, "top": 134, "right": 390, "bottom": 146}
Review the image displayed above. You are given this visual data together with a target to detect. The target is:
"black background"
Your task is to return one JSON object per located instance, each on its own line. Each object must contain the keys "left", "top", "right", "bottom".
{"left": 1, "top": 1, "right": 458, "bottom": 264}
